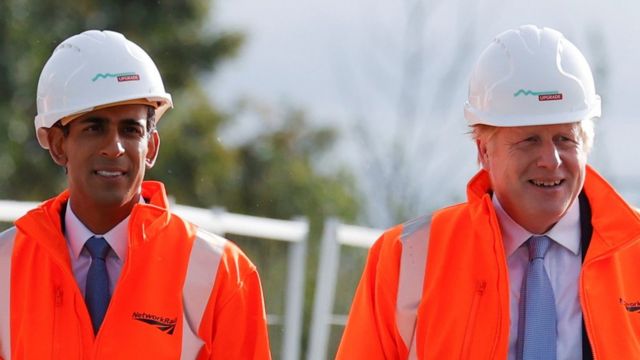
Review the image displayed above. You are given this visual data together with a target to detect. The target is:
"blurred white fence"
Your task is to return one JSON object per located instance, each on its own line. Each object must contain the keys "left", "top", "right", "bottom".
{"left": 308, "top": 218, "right": 383, "bottom": 360}
{"left": 170, "top": 204, "right": 309, "bottom": 360}
{"left": 0, "top": 200, "right": 383, "bottom": 359}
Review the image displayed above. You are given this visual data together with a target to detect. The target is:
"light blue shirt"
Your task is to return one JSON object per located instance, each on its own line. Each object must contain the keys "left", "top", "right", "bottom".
{"left": 492, "top": 196, "right": 583, "bottom": 360}
{"left": 64, "top": 200, "right": 131, "bottom": 296}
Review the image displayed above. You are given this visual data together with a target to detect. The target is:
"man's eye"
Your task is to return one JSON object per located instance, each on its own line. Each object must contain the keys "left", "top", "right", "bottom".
{"left": 558, "top": 136, "right": 577, "bottom": 144}
{"left": 124, "top": 126, "right": 144, "bottom": 135}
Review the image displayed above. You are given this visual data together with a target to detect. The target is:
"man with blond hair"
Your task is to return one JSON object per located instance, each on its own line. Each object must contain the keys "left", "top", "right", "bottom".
{"left": 338, "top": 25, "right": 640, "bottom": 359}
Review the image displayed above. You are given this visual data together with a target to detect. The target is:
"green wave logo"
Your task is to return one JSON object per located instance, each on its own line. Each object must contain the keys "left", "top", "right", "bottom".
{"left": 513, "top": 89, "right": 559, "bottom": 97}
{"left": 92, "top": 72, "right": 136, "bottom": 82}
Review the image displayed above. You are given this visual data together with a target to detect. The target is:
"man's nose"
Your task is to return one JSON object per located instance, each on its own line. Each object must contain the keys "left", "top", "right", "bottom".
{"left": 536, "top": 141, "right": 561, "bottom": 169}
{"left": 100, "top": 131, "right": 125, "bottom": 158}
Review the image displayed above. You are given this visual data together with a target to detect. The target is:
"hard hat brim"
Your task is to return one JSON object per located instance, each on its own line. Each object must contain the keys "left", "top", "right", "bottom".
{"left": 464, "top": 96, "right": 601, "bottom": 127}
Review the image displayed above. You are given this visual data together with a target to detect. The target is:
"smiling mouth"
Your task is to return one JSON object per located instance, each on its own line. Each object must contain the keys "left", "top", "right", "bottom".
{"left": 95, "top": 170, "right": 126, "bottom": 177}
{"left": 529, "top": 179, "right": 563, "bottom": 188}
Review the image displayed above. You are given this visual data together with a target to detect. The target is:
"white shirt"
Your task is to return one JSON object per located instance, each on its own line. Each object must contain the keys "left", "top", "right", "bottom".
{"left": 492, "top": 196, "right": 583, "bottom": 360}
{"left": 64, "top": 200, "right": 131, "bottom": 296}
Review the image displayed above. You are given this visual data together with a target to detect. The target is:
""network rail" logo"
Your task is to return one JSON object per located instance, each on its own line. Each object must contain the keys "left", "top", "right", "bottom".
{"left": 132, "top": 311, "right": 177, "bottom": 335}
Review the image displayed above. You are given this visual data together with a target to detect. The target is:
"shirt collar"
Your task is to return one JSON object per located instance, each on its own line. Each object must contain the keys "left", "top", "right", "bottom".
{"left": 65, "top": 199, "right": 140, "bottom": 261}
{"left": 493, "top": 195, "right": 581, "bottom": 257}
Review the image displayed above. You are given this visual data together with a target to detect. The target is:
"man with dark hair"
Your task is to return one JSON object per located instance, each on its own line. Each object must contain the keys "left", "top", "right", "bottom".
{"left": 0, "top": 30, "right": 271, "bottom": 359}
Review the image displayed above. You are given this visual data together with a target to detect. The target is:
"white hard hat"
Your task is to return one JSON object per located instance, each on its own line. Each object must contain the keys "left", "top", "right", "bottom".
{"left": 464, "top": 25, "right": 601, "bottom": 127}
{"left": 35, "top": 30, "right": 173, "bottom": 149}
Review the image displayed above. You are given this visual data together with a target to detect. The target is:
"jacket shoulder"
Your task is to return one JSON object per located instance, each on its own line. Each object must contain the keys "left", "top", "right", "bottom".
{"left": 399, "top": 214, "right": 431, "bottom": 238}
{"left": 432, "top": 201, "right": 471, "bottom": 218}
{"left": 364, "top": 213, "right": 434, "bottom": 268}
{"left": 192, "top": 228, "right": 227, "bottom": 256}
{"left": 189, "top": 228, "right": 257, "bottom": 287}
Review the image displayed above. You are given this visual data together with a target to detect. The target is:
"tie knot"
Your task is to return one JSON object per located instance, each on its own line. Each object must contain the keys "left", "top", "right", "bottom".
{"left": 527, "top": 235, "right": 551, "bottom": 260}
{"left": 85, "top": 236, "right": 110, "bottom": 260}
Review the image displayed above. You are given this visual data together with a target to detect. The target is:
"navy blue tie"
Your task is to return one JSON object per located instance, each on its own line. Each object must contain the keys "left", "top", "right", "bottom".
{"left": 85, "top": 236, "right": 111, "bottom": 334}
{"left": 516, "top": 235, "right": 557, "bottom": 360}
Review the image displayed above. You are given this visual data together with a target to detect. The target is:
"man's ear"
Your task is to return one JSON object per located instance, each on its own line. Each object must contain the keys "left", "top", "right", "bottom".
{"left": 145, "top": 130, "right": 160, "bottom": 169}
{"left": 476, "top": 139, "right": 490, "bottom": 171}
{"left": 47, "top": 127, "right": 68, "bottom": 167}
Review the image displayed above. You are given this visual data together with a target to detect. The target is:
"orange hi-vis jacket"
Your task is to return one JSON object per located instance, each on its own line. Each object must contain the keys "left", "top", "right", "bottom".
{"left": 0, "top": 181, "right": 271, "bottom": 359}
{"left": 337, "top": 166, "right": 640, "bottom": 359}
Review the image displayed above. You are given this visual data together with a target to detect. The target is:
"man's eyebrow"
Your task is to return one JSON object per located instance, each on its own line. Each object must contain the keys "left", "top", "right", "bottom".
{"left": 78, "top": 116, "right": 107, "bottom": 124}
{"left": 77, "top": 117, "right": 146, "bottom": 125}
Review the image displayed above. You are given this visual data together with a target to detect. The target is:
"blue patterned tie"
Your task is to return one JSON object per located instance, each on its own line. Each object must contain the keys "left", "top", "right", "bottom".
{"left": 85, "top": 236, "right": 111, "bottom": 334}
{"left": 516, "top": 235, "right": 557, "bottom": 360}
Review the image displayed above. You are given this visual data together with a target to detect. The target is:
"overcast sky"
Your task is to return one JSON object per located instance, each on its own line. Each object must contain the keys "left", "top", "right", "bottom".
{"left": 207, "top": 0, "right": 640, "bottom": 224}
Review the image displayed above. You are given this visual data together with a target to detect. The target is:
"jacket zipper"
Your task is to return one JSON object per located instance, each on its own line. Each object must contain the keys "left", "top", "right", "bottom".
{"left": 581, "top": 275, "right": 599, "bottom": 360}
{"left": 580, "top": 254, "right": 604, "bottom": 360}
{"left": 52, "top": 286, "right": 63, "bottom": 359}
{"left": 460, "top": 280, "right": 486, "bottom": 359}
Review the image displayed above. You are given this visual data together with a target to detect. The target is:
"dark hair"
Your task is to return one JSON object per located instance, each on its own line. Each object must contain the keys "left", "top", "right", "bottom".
{"left": 146, "top": 106, "right": 156, "bottom": 132}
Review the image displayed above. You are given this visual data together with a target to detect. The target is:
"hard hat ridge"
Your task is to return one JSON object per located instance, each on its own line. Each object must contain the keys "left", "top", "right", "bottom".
{"left": 464, "top": 24, "right": 601, "bottom": 127}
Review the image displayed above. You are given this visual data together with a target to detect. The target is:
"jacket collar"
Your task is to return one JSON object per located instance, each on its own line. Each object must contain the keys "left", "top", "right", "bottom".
{"left": 15, "top": 181, "right": 173, "bottom": 263}
{"left": 139, "top": 181, "right": 170, "bottom": 208}
{"left": 581, "top": 166, "right": 640, "bottom": 259}
{"left": 465, "top": 165, "right": 640, "bottom": 259}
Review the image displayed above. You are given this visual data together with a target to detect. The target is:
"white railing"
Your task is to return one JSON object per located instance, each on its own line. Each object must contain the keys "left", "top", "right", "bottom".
{"left": 0, "top": 200, "right": 39, "bottom": 222}
{"left": 308, "top": 218, "right": 383, "bottom": 360}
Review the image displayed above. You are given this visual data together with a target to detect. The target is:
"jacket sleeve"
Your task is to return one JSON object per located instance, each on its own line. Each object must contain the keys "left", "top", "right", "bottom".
{"left": 336, "top": 225, "right": 408, "bottom": 359}
{"left": 198, "top": 242, "right": 271, "bottom": 360}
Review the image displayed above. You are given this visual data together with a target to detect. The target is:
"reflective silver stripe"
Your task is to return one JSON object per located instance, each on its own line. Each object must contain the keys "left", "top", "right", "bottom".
{"left": 396, "top": 215, "right": 431, "bottom": 358}
{"left": 181, "top": 228, "right": 225, "bottom": 359}
{"left": 0, "top": 227, "right": 16, "bottom": 360}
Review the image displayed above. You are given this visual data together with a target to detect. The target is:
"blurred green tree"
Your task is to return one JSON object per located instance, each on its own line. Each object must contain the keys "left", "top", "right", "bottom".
{"left": 0, "top": 0, "right": 243, "bottom": 199}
